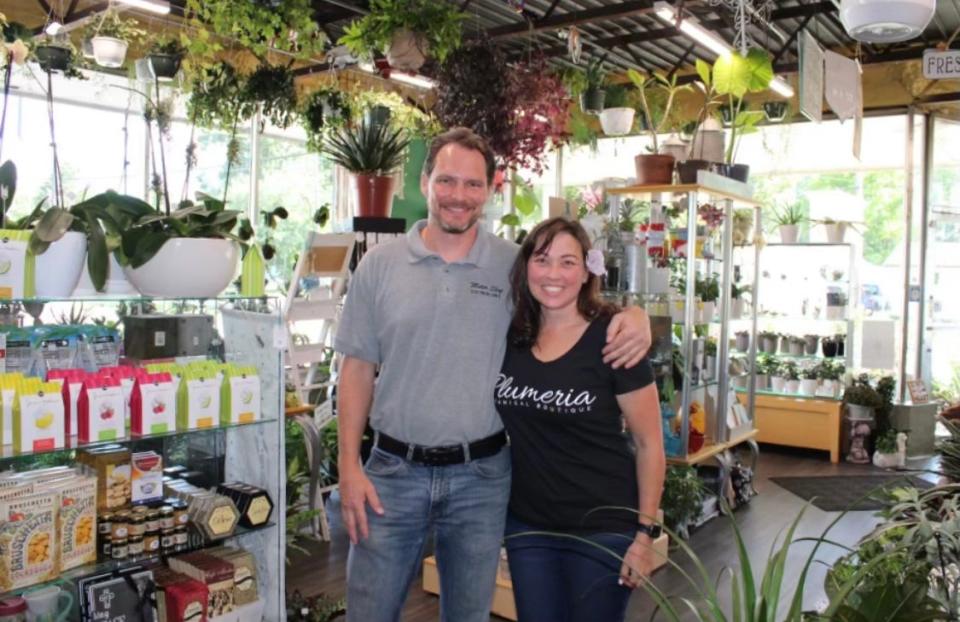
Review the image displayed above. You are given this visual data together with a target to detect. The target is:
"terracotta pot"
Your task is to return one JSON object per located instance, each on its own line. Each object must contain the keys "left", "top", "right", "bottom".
{"left": 355, "top": 173, "right": 396, "bottom": 217}
{"left": 634, "top": 154, "right": 675, "bottom": 185}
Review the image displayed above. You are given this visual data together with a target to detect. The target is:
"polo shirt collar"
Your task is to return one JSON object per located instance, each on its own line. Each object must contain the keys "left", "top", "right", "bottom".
{"left": 406, "top": 219, "right": 490, "bottom": 267}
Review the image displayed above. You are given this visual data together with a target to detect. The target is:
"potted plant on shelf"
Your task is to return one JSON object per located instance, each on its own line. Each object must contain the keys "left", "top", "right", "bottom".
{"left": 695, "top": 274, "right": 719, "bottom": 324}
{"left": 774, "top": 203, "right": 804, "bottom": 243}
{"left": 703, "top": 337, "right": 717, "bottom": 381}
{"left": 578, "top": 58, "right": 607, "bottom": 114}
{"left": 756, "top": 352, "right": 776, "bottom": 390}
{"left": 146, "top": 35, "right": 185, "bottom": 80}
{"left": 842, "top": 379, "right": 883, "bottom": 420}
{"left": 85, "top": 8, "right": 145, "bottom": 68}
{"left": 713, "top": 49, "right": 774, "bottom": 182}
{"left": 779, "top": 332, "right": 792, "bottom": 354}
{"left": 120, "top": 192, "right": 245, "bottom": 297}
{"left": 339, "top": 0, "right": 467, "bottom": 72}
{"left": 816, "top": 218, "right": 859, "bottom": 244}
{"left": 825, "top": 288, "right": 848, "bottom": 320}
{"left": 321, "top": 117, "right": 409, "bottom": 218}
{"left": 598, "top": 83, "right": 635, "bottom": 136}
{"left": 628, "top": 69, "right": 689, "bottom": 184}
{"left": 733, "top": 208, "right": 754, "bottom": 246}
{"left": 800, "top": 365, "right": 819, "bottom": 395}
{"left": 758, "top": 330, "right": 778, "bottom": 354}
{"left": 821, "top": 335, "right": 839, "bottom": 358}
{"left": 789, "top": 335, "right": 806, "bottom": 356}
{"left": 731, "top": 282, "right": 749, "bottom": 319}
{"left": 768, "top": 357, "right": 787, "bottom": 392}
{"left": 661, "top": 465, "right": 703, "bottom": 540}
{"left": 804, "top": 334, "right": 819, "bottom": 355}
{"left": 734, "top": 329, "right": 749, "bottom": 352}
{"left": 646, "top": 255, "right": 672, "bottom": 295}
{"left": 763, "top": 100, "right": 789, "bottom": 122}
{"left": 816, "top": 359, "right": 844, "bottom": 397}
{"left": 783, "top": 360, "right": 801, "bottom": 393}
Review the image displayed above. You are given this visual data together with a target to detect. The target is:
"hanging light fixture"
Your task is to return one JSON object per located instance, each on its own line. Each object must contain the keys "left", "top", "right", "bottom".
{"left": 839, "top": 0, "right": 936, "bottom": 43}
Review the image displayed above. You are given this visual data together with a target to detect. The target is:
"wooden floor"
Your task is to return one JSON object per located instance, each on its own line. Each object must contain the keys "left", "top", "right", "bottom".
{"left": 287, "top": 444, "right": 937, "bottom": 621}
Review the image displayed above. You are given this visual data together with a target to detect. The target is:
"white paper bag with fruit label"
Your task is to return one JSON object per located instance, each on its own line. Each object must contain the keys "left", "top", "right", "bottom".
{"left": 177, "top": 372, "right": 220, "bottom": 431}
{"left": 0, "top": 231, "right": 33, "bottom": 300}
{"left": 13, "top": 380, "right": 64, "bottom": 454}
{"left": 131, "top": 373, "right": 176, "bottom": 436}
{"left": 221, "top": 366, "right": 260, "bottom": 425}
{"left": 77, "top": 377, "right": 125, "bottom": 444}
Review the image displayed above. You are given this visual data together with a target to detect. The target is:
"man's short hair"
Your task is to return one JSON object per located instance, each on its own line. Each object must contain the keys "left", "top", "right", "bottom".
{"left": 422, "top": 127, "right": 497, "bottom": 185}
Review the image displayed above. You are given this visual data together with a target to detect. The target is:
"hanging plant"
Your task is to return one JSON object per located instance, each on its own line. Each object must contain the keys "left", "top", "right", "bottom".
{"left": 183, "top": 0, "right": 325, "bottom": 61}
{"left": 339, "top": 0, "right": 467, "bottom": 71}
{"left": 83, "top": 8, "right": 146, "bottom": 68}
{"left": 242, "top": 63, "right": 298, "bottom": 130}
{"left": 301, "top": 87, "right": 352, "bottom": 153}
{"left": 349, "top": 89, "right": 440, "bottom": 139}
{"left": 500, "top": 55, "right": 571, "bottom": 174}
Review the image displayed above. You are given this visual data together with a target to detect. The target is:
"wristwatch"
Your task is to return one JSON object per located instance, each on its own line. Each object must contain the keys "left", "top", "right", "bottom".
{"left": 636, "top": 522, "right": 662, "bottom": 539}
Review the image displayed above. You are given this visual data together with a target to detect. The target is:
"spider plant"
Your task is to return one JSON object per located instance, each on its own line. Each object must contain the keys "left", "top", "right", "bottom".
{"left": 320, "top": 117, "right": 409, "bottom": 175}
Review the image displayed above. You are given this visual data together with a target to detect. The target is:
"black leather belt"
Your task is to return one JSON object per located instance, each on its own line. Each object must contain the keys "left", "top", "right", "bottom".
{"left": 373, "top": 429, "right": 507, "bottom": 466}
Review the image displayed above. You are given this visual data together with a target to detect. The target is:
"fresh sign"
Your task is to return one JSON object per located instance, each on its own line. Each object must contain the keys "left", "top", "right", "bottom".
{"left": 923, "top": 49, "right": 960, "bottom": 79}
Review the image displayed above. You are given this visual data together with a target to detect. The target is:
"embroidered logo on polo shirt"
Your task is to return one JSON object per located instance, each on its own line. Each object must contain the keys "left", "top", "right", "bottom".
{"left": 470, "top": 282, "right": 504, "bottom": 299}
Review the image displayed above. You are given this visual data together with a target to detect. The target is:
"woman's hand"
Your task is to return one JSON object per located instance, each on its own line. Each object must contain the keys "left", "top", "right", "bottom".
{"left": 618, "top": 534, "right": 658, "bottom": 589}
{"left": 604, "top": 306, "right": 652, "bottom": 369}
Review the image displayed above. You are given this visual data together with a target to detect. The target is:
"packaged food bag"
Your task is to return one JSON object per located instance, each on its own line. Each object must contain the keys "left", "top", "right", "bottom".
{"left": 13, "top": 379, "right": 65, "bottom": 454}
{"left": 0, "top": 372, "right": 22, "bottom": 446}
{"left": 130, "top": 371, "right": 176, "bottom": 436}
{"left": 221, "top": 365, "right": 260, "bottom": 425}
{"left": 81, "top": 325, "right": 121, "bottom": 369}
{"left": 146, "top": 362, "right": 185, "bottom": 392}
{"left": 131, "top": 451, "right": 163, "bottom": 505}
{"left": 0, "top": 230, "right": 35, "bottom": 300}
{"left": 177, "top": 369, "right": 220, "bottom": 431}
{"left": 49, "top": 475, "right": 96, "bottom": 571}
{"left": 2, "top": 329, "right": 32, "bottom": 376}
{"left": 0, "top": 490, "right": 58, "bottom": 591}
{"left": 31, "top": 326, "right": 80, "bottom": 373}
{"left": 46, "top": 368, "right": 86, "bottom": 438}
{"left": 99, "top": 365, "right": 137, "bottom": 429}
{"left": 77, "top": 375, "right": 126, "bottom": 444}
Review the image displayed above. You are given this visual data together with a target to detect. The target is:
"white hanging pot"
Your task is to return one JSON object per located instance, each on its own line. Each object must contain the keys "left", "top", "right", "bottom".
{"left": 840, "top": 0, "right": 935, "bottom": 43}
{"left": 824, "top": 222, "right": 847, "bottom": 243}
{"left": 35, "top": 232, "right": 86, "bottom": 298}
{"left": 91, "top": 36, "right": 128, "bottom": 68}
{"left": 599, "top": 107, "right": 635, "bottom": 136}
{"left": 779, "top": 224, "right": 799, "bottom": 244}
{"left": 124, "top": 238, "right": 239, "bottom": 298}
{"left": 73, "top": 252, "right": 136, "bottom": 296}
{"left": 385, "top": 28, "right": 428, "bottom": 72}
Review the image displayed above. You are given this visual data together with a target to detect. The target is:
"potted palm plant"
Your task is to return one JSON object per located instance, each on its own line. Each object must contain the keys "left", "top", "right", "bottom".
{"left": 339, "top": 0, "right": 467, "bottom": 72}
{"left": 774, "top": 202, "right": 804, "bottom": 243}
{"left": 86, "top": 8, "right": 145, "bottom": 68}
{"left": 628, "top": 69, "right": 689, "bottom": 184}
{"left": 321, "top": 117, "right": 409, "bottom": 218}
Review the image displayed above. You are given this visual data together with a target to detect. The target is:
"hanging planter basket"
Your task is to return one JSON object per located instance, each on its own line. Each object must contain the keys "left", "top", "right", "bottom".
{"left": 598, "top": 107, "right": 635, "bottom": 136}
{"left": 91, "top": 36, "right": 128, "bottom": 68}
{"left": 34, "top": 45, "right": 72, "bottom": 73}
{"left": 385, "top": 28, "right": 428, "bottom": 72}
{"left": 579, "top": 88, "right": 606, "bottom": 114}
{"left": 148, "top": 53, "right": 182, "bottom": 79}
{"left": 764, "top": 100, "right": 789, "bottom": 122}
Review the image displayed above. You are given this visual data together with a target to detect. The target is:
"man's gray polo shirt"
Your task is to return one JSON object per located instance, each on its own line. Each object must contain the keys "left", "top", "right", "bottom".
{"left": 334, "top": 220, "right": 519, "bottom": 446}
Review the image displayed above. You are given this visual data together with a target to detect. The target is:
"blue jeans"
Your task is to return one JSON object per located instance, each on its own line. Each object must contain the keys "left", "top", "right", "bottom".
{"left": 504, "top": 514, "right": 633, "bottom": 622}
{"left": 346, "top": 445, "right": 511, "bottom": 622}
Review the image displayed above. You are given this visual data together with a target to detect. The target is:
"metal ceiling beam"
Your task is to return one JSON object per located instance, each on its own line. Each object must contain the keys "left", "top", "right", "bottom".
{"left": 315, "top": 0, "right": 368, "bottom": 15}
{"left": 64, "top": 0, "right": 81, "bottom": 20}
{"left": 483, "top": 0, "right": 656, "bottom": 40}
{"left": 770, "top": 13, "right": 814, "bottom": 64}
{"left": 35, "top": 0, "right": 54, "bottom": 17}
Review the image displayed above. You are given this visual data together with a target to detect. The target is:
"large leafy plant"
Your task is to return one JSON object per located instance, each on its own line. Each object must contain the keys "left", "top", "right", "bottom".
{"left": 120, "top": 193, "right": 243, "bottom": 269}
{"left": 627, "top": 69, "right": 690, "bottom": 153}
{"left": 183, "top": 0, "right": 325, "bottom": 61}
{"left": 700, "top": 49, "right": 773, "bottom": 164}
{"left": 321, "top": 118, "right": 409, "bottom": 176}
{"left": 339, "top": 0, "right": 467, "bottom": 64}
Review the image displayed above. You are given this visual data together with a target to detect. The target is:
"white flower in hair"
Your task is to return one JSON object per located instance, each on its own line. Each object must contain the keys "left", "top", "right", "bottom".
{"left": 585, "top": 249, "right": 606, "bottom": 277}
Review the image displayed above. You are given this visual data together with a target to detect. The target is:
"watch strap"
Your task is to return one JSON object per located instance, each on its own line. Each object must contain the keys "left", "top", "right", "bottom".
{"left": 636, "top": 522, "right": 662, "bottom": 539}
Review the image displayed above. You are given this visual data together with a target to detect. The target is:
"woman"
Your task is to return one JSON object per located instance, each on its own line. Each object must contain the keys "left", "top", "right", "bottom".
{"left": 495, "top": 217, "right": 665, "bottom": 622}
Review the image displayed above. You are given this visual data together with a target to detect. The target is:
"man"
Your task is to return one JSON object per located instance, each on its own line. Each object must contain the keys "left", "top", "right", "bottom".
{"left": 335, "top": 127, "right": 651, "bottom": 622}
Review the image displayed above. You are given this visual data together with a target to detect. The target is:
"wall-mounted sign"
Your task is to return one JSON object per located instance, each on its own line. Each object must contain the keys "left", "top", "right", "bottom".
{"left": 923, "top": 49, "right": 960, "bottom": 80}
{"left": 799, "top": 30, "right": 824, "bottom": 123}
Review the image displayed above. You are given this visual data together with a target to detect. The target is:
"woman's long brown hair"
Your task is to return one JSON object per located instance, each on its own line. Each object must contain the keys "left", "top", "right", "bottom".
{"left": 509, "top": 217, "right": 618, "bottom": 348}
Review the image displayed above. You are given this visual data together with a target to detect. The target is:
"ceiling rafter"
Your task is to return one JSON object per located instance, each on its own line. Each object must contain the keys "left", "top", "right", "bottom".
{"left": 483, "top": 0, "right": 656, "bottom": 40}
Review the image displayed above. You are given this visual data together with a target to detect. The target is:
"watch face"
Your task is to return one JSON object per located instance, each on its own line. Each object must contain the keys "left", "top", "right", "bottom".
{"left": 639, "top": 523, "right": 662, "bottom": 538}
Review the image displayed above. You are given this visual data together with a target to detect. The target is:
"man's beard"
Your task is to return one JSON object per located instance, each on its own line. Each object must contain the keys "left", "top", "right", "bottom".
{"left": 434, "top": 203, "right": 481, "bottom": 234}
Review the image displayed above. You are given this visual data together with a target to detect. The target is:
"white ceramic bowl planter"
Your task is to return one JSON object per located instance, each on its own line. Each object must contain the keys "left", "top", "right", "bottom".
{"left": 35, "top": 231, "right": 86, "bottom": 298}
{"left": 72, "top": 253, "right": 137, "bottom": 296}
{"left": 599, "top": 107, "right": 635, "bottom": 136}
{"left": 91, "top": 36, "right": 128, "bottom": 68}
{"left": 124, "top": 238, "right": 239, "bottom": 298}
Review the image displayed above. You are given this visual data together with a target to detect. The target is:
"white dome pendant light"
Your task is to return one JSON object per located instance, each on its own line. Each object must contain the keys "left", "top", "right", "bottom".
{"left": 840, "top": 0, "right": 936, "bottom": 43}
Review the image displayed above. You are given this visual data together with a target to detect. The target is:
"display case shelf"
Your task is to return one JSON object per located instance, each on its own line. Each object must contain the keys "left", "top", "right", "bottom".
{"left": 736, "top": 387, "right": 842, "bottom": 402}
{"left": 0, "top": 521, "right": 277, "bottom": 600}
{"left": 0, "top": 418, "right": 279, "bottom": 461}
